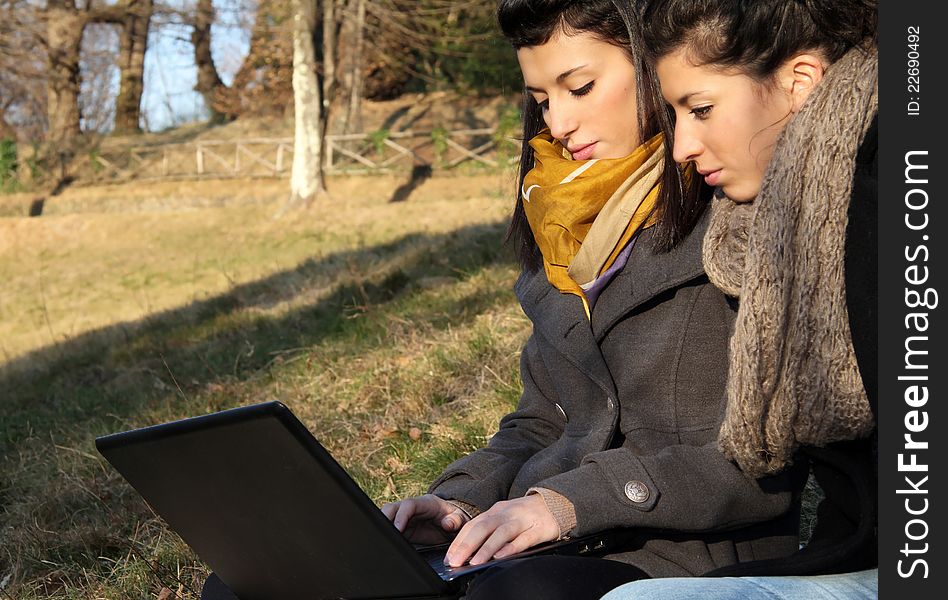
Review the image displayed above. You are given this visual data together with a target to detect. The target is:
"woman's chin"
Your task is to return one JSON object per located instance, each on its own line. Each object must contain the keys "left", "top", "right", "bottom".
{"left": 721, "top": 182, "right": 760, "bottom": 203}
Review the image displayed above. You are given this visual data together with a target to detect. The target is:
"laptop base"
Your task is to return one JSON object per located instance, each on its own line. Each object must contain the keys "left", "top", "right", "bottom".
{"left": 200, "top": 572, "right": 465, "bottom": 600}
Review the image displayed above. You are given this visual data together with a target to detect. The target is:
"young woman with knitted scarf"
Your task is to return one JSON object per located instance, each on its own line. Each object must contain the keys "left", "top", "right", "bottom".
{"left": 602, "top": 1, "right": 878, "bottom": 598}
{"left": 379, "top": 2, "right": 812, "bottom": 599}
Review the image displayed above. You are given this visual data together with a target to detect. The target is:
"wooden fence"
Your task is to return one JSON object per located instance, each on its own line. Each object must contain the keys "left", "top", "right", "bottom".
{"left": 74, "top": 128, "right": 520, "bottom": 184}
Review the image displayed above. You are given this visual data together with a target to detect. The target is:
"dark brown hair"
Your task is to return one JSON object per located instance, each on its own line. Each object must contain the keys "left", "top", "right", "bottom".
{"left": 642, "top": 0, "right": 878, "bottom": 79}
{"left": 497, "top": 0, "right": 708, "bottom": 271}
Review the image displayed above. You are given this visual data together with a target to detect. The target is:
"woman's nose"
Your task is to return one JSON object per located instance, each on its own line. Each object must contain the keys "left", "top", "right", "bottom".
{"left": 544, "top": 99, "right": 577, "bottom": 142}
{"left": 672, "top": 121, "right": 703, "bottom": 163}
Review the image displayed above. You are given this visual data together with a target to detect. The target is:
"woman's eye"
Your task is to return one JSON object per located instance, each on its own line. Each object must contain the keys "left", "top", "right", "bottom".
{"left": 570, "top": 81, "right": 595, "bottom": 97}
{"left": 690, "top": 105, "right": 712, "bottom": 120}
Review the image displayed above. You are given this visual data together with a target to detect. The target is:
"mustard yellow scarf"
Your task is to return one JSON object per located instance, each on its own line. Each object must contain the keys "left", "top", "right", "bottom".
{"left": 522, "top": 130, "right": 664, "bottom": 316}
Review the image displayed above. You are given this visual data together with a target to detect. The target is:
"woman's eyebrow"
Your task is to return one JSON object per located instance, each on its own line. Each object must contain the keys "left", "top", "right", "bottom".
{"left": 555, "top": 64, "right": 589, "bottom": 83}
{"left": 674, "top": 90, "right": 710, "bottom": 105}
{"left": 525, "top": 64, "right": 589, "bottom": 92}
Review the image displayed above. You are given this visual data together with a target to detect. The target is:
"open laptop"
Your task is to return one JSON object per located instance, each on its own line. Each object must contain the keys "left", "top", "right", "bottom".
{"left": 96, "top": 401, "right": 620, "bottom": 600}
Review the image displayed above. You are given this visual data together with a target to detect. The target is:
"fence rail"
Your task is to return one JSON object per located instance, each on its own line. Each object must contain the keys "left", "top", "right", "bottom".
{"left": 74, "top": 128, "right": 520, "bottom": 184}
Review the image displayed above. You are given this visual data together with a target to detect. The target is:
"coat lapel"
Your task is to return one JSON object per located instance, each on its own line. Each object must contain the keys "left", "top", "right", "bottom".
{"left": 514, "top": 208, "right": 712, "bottom": 397}
{"left": 515, "top": 269, "right": 617, "bottom": 399}
{"left": 590, "top": 208, "right": 711, "bottom": 341}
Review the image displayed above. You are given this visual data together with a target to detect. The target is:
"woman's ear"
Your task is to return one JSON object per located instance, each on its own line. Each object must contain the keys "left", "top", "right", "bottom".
{"left": 778, "top": 53, "right": 826, "bottom": 112}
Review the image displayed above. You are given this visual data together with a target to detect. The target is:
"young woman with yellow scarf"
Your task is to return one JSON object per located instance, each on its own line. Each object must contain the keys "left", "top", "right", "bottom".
{"left": 380, "top": 2, "right": 808, "bottom": 598}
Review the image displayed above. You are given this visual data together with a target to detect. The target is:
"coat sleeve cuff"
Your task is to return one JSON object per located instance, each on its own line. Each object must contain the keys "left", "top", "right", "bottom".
{"left": 429, "top": 471, "right": 505, "bottom": 514}
{"left": 444, "top": 498, "right": 480, "bottom": 520}
{"left": 536, "top": 456, "right": 659, "bottom": 536}
{"left": 527, "top": 487, "right": 578, "bottom": 539}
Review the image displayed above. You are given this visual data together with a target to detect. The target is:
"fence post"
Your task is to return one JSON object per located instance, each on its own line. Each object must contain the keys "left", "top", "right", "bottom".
{"left": 196, "top": 144, "right": 204, "bottom": 175}
{"left": 276, "top": 144, "right": 284, "bottom": 173}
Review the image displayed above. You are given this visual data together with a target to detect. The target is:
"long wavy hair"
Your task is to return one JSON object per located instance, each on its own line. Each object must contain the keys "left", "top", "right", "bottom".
{"left": 497, "top": 0, "right": 708, "bottom": 271}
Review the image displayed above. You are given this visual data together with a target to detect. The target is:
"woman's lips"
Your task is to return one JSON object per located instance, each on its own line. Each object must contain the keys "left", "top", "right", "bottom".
{"left": 702, "top": 169, "right": 722, "bottom": 186}
{"left": 569, "top": 142, "right": 597, "bottom": 161}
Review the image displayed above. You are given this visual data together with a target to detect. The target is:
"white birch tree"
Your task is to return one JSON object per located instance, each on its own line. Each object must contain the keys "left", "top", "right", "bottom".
{"left": 285, "top": 0, "right": 326, "bottom": 212}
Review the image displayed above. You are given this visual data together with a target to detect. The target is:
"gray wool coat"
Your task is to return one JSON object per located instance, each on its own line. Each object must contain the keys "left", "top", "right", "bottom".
{"left": 429, "top": 209, "right": 806, "bottom": 577}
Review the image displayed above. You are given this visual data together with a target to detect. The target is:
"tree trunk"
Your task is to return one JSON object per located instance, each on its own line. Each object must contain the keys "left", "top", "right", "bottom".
{"left": 321, "top": 0, "right": 336, "bottom": 121}
{"left": 191, "top": 0, "right": 228, "bottom": 122}
{"left": 113, "top": 0, "right": 153, "bottom": 134}
{"left": 45, "top": 1, "right": 85, "bottom": 146}
{"left": 343, "top": 0, "right": 366, "bottom": 134}
{"left": 319, "top": 0, "right": 342, "bottom": 170}
{"left": 285, "top": 0, "right": 326, "bottom": 212}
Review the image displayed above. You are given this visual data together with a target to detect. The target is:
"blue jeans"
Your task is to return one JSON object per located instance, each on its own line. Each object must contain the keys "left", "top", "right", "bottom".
{"left": 600, "top": 568, "right": 877, "bottom": 600}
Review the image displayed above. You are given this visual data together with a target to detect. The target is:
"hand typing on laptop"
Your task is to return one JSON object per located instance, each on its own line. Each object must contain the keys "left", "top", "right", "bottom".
{"left": 383, "top": 493, "right": 560, "bottom": 567}
{"left": 381, "top": 494, "right": 471, "bottom": 545}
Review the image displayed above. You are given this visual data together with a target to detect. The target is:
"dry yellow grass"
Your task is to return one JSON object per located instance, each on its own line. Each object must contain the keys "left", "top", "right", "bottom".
{"left": 0, "top": 172, "right": 513, "bottom": 365}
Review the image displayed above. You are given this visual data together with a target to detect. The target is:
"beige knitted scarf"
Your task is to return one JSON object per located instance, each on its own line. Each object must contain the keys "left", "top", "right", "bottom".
{"left": 704, "top": 45, "right": 878, "bottom": 477}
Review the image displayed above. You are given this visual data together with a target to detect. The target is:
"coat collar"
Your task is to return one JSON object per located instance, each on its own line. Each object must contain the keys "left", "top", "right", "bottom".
{"left": 513, "top": 207, "right": 711, "bottom": 391}
{"left": 590, "top": 206, "right": 711, "bottom": 340}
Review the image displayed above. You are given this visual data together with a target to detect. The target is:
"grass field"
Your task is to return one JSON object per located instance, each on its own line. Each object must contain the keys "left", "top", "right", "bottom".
{"left": 0, "top": 172, "right": 530, "bottom": 598}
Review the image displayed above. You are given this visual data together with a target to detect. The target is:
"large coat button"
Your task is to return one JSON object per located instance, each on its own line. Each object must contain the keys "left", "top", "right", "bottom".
{"left": 624, "top": 480, "right": 649, "bottom": 503}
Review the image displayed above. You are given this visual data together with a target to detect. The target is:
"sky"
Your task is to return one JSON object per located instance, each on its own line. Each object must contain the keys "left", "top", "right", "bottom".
{"left": 141, "top": 0, "right": 252, "bottom": 131}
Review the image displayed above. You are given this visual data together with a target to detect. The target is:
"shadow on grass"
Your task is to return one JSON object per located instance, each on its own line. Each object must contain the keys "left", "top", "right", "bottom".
{"left": 0, "top": 219, "right": 517, "bottom": 457}
{"left": 388, "top": 164, "right": 433, "bottom": 203}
